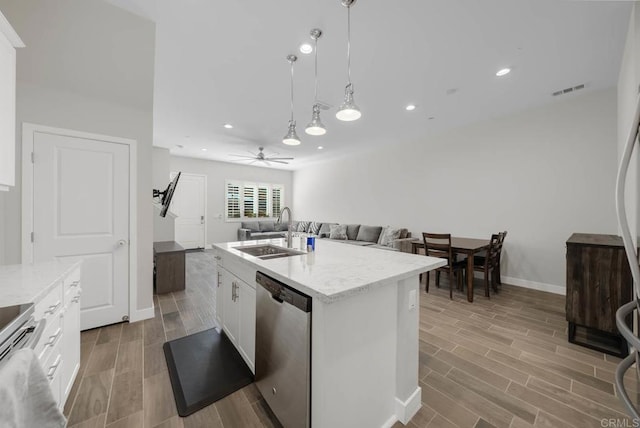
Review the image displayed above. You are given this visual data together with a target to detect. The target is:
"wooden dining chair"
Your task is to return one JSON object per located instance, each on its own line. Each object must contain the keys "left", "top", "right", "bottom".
{"left": 495, "top": 231, "right": 507, "bottom": 287}
{"left": 473, "top": 233, "right": 502, "bottom": 298}
{"left": 422, "top": 233, "right": 466, "bottom": 299}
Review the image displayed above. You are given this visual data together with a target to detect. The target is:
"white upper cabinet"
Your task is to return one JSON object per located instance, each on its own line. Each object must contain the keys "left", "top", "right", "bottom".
{"left": 0, "top": 11, "right": 23, "bottom": 191}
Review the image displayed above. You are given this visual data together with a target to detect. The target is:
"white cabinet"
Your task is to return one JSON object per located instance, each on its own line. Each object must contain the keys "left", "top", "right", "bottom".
{"left": 33, "top": 265, "right": 81, "bottom": 410}
{"left": 0, "top": 11, "right": 23, "bottom": 191}
{"left": 219, "top": 266, "right": 256, "bottom": 372}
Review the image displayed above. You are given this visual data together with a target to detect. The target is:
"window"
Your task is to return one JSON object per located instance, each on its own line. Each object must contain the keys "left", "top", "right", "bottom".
{"left": 225, "top": 180, "right": 284, "bottom": 221}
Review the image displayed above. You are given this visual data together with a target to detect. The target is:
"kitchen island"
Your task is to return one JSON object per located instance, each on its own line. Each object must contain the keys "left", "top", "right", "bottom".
{"left": 211, "top": 238, "right": 445, "bottom": 428}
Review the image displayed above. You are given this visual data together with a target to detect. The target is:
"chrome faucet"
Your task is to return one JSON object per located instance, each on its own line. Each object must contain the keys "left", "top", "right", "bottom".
{"left": 277, "top": 206, "right": 293, "bottom": 248}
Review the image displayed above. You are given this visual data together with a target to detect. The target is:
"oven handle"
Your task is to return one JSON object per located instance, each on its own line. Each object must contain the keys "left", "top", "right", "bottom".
{"left": 20, "top": 319, "right": 46, "bottom": 351}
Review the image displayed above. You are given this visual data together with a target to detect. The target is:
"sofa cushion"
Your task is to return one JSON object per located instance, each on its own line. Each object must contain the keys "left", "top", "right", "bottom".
{"left": 346, "top": 224, "right": 360, "bottom": 241}
{"left": 318, "top": 223, "right": 337, "bottom": 238}
{"left": 309, "top": 221, "right": 322, "bottom": 235}
{"left": 241, "top": 221, "right": 260, "bottom": 232}
{"left": 356, "top": 225, "right": 383, "bottom": 243}
{"left": 399, "top": 228, "right": 409, "bottom": 239}
{"left": 378, "top": 226, "right": 403, "bottom": 247}
{"left": 259, "top": 221, "right": 275, "bottom": 232}
{"left": 345, "top": 240, "right": 374, "bottom": 246}
{"left": 273, "top": 222, "right": 289, "bottom": 232}
{"left": 329, "top": 224, "right": 348, "bottom": 240}
{"left": 251, "top": 231, "right": 286, "bottom": 240}
{"left": 297, "top": 221, "right": 310, "bottom": 232}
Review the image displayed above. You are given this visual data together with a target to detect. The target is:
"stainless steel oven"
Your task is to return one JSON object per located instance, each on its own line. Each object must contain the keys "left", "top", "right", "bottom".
{"left": 0, "top": 303, "right": 45, "bottom": 365}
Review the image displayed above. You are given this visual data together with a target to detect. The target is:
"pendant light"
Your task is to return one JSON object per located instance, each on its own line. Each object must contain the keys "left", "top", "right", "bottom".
{"left": 336, "top": 0, "right": 361, "bottom": 122}
{"left": 283, "top": 54, "right": 301, "bottom": 146}
{"left": 305, "top": 29, "right": 326, "bottom": 136}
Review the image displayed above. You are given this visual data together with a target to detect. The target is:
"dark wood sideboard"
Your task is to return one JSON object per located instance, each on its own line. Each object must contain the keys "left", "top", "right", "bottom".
{"left": 154, "top": 241, "right": 185, "bottom": 294}
{"left": 565, "top": 233, "right": 633, "bottom": 357}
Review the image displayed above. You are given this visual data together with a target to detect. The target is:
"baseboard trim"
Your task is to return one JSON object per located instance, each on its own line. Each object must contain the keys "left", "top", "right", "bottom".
{"left": 393, "top": 386, "right": 422, "bottom": 425}
{"left": 129, "top": 305, "right": 155, "bottom": 323}
{"left": 501, "top": 276, "right": 565, "bottom": 296}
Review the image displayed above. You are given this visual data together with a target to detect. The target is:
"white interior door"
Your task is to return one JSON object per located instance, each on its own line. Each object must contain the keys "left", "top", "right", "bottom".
{"left": 32, "top": 131, "right": 130, "bottom": 330}
{"left": 170, "top": 172, "right": 206, "bottom": 249}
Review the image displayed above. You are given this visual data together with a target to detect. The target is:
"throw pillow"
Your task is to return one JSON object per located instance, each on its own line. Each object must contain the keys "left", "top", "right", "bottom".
{"left": 297, "top": 221, "right": 310, "bottom": 232}
{"left": 318, "top": 222, "right": 336, "bottom": 238}
{"left": 356, "top": 225, "right": 383, "bottom": 243}
{"left": 378, "top": 226, "right": 403, "bottom": 247}
{"left": 309, "top": 221, "right": 322, "bottom": 235}
{"left": 346, "top": 224, "right": 361, "bottom": 241}
{"left": 329, "top": 224, "right": 348, "bottom": 240}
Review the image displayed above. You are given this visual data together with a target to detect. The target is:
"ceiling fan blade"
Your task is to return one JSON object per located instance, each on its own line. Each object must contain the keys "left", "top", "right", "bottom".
{"left": 266, "top": 157, "right": 294, "bottom": 160}
{"left": 229, "top": 154, "right": 256, "bottom": 158}
{"left": 269, "top": 160, "right": 289, "bottom": 164}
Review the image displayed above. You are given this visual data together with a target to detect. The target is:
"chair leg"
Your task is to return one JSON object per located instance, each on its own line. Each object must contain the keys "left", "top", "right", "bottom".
{"left": 449, "top": 272, "right": 453, "bottom": 299}
{"left": 425, "top": 272, "right": 430, "bottom": 293}
{"left": 436, "top": 271, "right": 441, "bottom": 288}
{"left": 484, "top": 270, "right": 490, "bottom": 298}
{"left": 496, "top": 261, "right": 502, "bottom": 285}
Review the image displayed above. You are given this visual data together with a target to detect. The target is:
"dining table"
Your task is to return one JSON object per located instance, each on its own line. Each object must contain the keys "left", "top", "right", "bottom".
{"left": 411, "top": 237, "right": 490, "bottom": 302}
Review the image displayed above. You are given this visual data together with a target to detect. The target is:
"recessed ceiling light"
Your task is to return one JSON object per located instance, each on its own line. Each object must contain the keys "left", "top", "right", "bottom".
{"left": 223, "top": 123, "right": 233, "bottom": 129}
{"left": 496, "top": 68, "right": 511, "bottom": 77}
{"left": 201, "top": 148, "right": 207, "bottom": 152}
{"left": 299, "top": 43, "right": 313, "bottom": 54}
{"left": 428, "top": 117, "right": 435, "bottom": 120}
{"left": 317, "top": 146, "right": 324, "bottom": 150}
{"left": 405, "top": 104, "right": 416, "bottom": 111}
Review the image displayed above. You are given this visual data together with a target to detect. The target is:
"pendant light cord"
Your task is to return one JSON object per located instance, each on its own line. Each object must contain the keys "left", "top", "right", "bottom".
{"left": 314, "top": 36, "right": 319, "bottom": 103}
{"left": 347, "top": 5, "right": 352, "bottom": 85}
{"left": 290, "top": 60, "right": 295, "bottom": 122}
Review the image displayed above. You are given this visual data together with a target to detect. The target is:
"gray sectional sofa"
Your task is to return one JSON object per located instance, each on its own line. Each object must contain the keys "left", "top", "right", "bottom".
{"left": 238, "top": 220, "right": 412, "bottom": 252}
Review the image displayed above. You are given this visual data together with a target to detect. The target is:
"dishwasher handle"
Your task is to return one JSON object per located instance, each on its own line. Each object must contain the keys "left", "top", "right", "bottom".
{"left": 256, "top": 271, "right": 312, "bottom": 313}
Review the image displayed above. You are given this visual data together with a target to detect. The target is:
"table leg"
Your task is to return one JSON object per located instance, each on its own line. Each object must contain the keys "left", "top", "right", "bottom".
{"left": 466, "top": 250, "right": 474, "bottom": 302}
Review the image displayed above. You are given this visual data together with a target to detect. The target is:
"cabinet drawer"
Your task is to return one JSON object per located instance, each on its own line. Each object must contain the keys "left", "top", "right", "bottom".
{"left": 43, "top": 340, "right": 63, "bottom": 406}
{"left": 36, "top": 314, "right": 63, "bottom": 362}
{"left": 63, "top": 268, "right": 81, "bottom": 298}
{"left": 34, "top": 283, "right": 63, "bottom": 322}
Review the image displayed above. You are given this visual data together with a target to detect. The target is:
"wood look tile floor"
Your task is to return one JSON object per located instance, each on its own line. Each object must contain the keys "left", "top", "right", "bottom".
{"left": 64, "top": 251, "right": 638, "bottom": 427}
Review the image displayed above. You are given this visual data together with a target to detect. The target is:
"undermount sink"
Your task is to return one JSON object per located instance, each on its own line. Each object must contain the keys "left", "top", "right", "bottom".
{"left": 234, "top": 244, "right": 304, "bottom": 260}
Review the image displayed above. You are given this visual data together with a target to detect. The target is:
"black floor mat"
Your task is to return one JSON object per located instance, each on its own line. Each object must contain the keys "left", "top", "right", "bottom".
{"left": 163, "top": 328, "right": 254, "bottom": 416}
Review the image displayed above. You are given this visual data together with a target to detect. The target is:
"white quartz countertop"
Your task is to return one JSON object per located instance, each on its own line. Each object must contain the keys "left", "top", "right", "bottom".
{"left": 0, "top": 260, "right": 81, "bottom": 307}
{"left": 212, "top": 238, "right": 446, "bottom": 303}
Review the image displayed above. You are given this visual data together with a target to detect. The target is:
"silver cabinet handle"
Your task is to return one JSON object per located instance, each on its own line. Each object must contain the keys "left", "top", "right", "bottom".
{"left": 70, "top": 280, "right": 79, "bottom": 287}
{"left": 231, "top": 282, "right": 236, "bottom": 301}
{"left": 47, "top": 355, "right": 62, "bottom": 380}
{"left": 44, "top": 301, "right": 61, "bottom": 315}
{"left": 72, "top": 295, "right": 81, "bottom": 303}
{"left": 217, "top": 271, "right": 221, "bottom": 288}
{"left": 44, "top": 328, "right": 62, "bottom": 347}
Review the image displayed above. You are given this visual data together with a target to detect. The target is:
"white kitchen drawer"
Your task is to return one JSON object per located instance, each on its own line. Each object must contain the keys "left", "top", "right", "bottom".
{"left": 34, "top": 283, "right": 63, "bottom": 321}
{"left": 36, "top": 313, "right": 63, "bottom": 362}
{"left": 43, "top": 339, "right": 63, "bottom": 406}
{"left": 63, "top": 268, "right": 81, "bottom": 297}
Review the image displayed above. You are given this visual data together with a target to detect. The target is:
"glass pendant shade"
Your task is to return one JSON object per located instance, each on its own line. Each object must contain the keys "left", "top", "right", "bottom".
{"left": 305, "top": 104, "right": 326, "bottom": 136}
{"left": 282, "top": 120, "right": 301, "bottom": 145}
{"left": 336, "top": 83, "right": 361, "bottom": 122}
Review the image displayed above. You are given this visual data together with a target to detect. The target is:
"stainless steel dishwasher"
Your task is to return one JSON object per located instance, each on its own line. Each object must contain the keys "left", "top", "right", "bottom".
{"left": 255, "top": 271, "right": 312, "bottom": 428}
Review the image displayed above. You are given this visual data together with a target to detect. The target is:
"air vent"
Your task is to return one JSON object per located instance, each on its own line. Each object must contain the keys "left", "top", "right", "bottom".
{"left": 552, "top": 84, "right": 586, "bottom": 97}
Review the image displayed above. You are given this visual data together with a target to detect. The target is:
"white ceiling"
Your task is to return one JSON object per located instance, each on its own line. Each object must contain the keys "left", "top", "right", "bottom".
{"left": 107, "top": 0, "right": 632, "bottom": 170}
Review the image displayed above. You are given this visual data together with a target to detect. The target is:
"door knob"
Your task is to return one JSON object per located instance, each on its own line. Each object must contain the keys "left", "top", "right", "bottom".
{"left": 117, "top": 240, "right": 127, "bottom": 247}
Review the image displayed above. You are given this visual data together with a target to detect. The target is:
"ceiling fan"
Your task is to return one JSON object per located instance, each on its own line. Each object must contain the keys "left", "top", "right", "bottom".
{"left": 230, "top": 146, "right": 294, "bottom": 165}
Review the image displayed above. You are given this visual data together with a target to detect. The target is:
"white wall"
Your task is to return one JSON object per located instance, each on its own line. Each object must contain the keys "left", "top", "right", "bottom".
{"left": 0, "top": 0, "right": 156, "bottom": 315}
{"left": 617, "top": 3, "right": 640, "bottom": 299}
{"left": 152, "top": 147, "right": 175, "bottom": 241}
{"left": 294, "top": 88, "right": 619, "bottom": 292}
{"left": 169, "top": 156, "right": 293, "bottom": 244}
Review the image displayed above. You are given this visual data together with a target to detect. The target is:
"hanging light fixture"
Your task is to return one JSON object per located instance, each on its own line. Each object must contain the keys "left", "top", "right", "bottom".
{"left": 336, "top": 0, "right": 361, "bottom": 122}
{"left": 305, "top": 29, "right": 327, "bottom": 136}
{"left": 283, "top": 54, "right": 302, "bottom": 146}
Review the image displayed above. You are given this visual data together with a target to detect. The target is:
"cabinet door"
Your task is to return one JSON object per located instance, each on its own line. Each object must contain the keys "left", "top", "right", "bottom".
{"left": 0, "top": 31, "right": 16, "bottom": 190}
{"left": 221, "top": 269, "right": 239, "bottom": 345}
{"left": 62, "top": 288, "right": 81, "bottom": 404}
{"left": 238, "top": 280, "right": 256, "bottom": 372}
